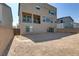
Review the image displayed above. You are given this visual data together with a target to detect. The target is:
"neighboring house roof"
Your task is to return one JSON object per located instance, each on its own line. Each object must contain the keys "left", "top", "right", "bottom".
{"left": 57, "top": 16, "right": 74, "bottom": 22}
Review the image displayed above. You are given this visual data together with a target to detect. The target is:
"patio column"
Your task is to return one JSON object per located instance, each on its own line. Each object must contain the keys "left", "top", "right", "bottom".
{"left": 30, "top": 14, "right": 33, "bottom": 32}
{"left": 32, "top": 14, "right": 34, "bottom": 24}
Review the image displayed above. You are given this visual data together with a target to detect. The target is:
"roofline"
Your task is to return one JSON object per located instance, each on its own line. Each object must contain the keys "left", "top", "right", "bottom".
{"left": 47, "top": 3, "right": 57, "bottom": 10}
{"left": 0, "top": 3, "right": 13, "bottom": 22}
{"left": 18, "top": 3, "right": 57, "bottom": 16}
{"left": 1, "top": 3, "right": 11, "bottom": 9}
{"left": 0, "top": 3, "right": 12, "bottom": 13}
{"left": 57, "top": 16, "right": 72, "bottom": 19}
{"left": 57, "top": 16, "right": 74, "bottom": 21}
{"left": 18, "top": 3, "right": 20, "bottom": 16}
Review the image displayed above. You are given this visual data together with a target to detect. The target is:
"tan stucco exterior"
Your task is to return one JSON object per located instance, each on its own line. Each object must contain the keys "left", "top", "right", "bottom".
{"left": 0, "top": 3, "right": 13, "bottom": 55}
{"left": 0, "top": 3, "right": 13, "bottom": 28}
{"left": 0, "top": 26, "right": 13, "bottom": 55}
{"left": 19, "top": 3, "right": 57, "bottom": 34}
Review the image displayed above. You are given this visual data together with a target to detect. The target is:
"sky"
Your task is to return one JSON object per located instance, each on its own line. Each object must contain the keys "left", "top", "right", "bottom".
{"left": 50, "top": 3, "right": 79, "bottom": 23}
{"left": 6, "top": 3, "right": 79, "bottom": 26}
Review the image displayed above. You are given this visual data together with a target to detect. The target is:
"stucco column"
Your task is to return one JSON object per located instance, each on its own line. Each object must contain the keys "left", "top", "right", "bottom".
{"left": 30, "top": 14, "right": 33, "bottom": 32}
{"left": 32, "top": 14, "right": 34, "bottom": 24}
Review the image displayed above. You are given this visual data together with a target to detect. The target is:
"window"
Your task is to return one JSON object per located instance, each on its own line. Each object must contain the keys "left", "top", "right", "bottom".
{"left": 46, "top": 18, "right": 51, "bottom": 23}
{"left": 23, "top": 15, "right": 26, "bottom": 22}
{"left": 26, "top": 26, "right": 30, "bottom": 32}
{"left": 43, "top": 19, "right": 45, "bottom": 22}
{"left": 51, "top": 21, "right": 53, "bottom": 23}
{"left": 23, "top": 15, "right": 32, "bottom": 23}
{"left": 22, "top": 12, "right": 32, "bottom": 23}
{"left": 49, "top": 10, "right": 56, "bottom": 15}
{"left": 33, "top": 15, "right": 40, "bottom": 24}
{"left": 35, "top": 5, "right": 40, "bottom": 10}
{"left": 60, "top": 20, "right": 63, "bottom": 23}
{"left": 26, "top": 16, "right": 32, "bottom": 23}
{"left": 43, "top": 16, "right": 53, "bottom": 23}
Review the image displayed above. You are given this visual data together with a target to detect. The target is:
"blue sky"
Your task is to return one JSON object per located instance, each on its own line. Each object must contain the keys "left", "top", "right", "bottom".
{"left": 50, "top": 3, "right": 79, "bottom": 23}
{"left": 6, "top": 3, "right": 79, "bottom": 26}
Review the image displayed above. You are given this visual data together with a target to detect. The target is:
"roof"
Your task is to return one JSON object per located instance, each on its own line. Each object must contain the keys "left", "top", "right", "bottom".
{"left": 57, "top": 16, "right": 74, "bottom": 21}
{"left": 0, "top": 3, "right": 11, "bottom": 9}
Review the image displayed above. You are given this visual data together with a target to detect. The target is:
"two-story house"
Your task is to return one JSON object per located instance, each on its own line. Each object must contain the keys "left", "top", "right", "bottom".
{"left": 19, "top": 3, "right": 57, "bottom": 34}
{"left": 56, "top": 16, "right": 74, "bottom": 28}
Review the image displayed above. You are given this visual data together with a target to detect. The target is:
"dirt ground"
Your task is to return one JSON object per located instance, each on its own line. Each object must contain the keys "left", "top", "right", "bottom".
{"left": 8, "top": 33, "right": 79, "bottom": 56}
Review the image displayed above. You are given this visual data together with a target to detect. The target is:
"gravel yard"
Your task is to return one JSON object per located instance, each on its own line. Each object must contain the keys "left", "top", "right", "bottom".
{"left": 8, "top": 33, "right": 79, "bottom": 56}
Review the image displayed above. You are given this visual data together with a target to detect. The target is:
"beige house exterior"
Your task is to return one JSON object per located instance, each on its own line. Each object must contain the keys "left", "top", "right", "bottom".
{"left": 0, "top": 3, "right": 13, "bottom": 55}
{"left": 0, "top": 3, "right": 13, "bottom": 28}
{"left": 19, "top": 3, "right": 57, "bottom": 34}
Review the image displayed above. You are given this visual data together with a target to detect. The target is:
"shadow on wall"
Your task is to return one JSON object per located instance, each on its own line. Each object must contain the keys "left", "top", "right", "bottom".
{"left": 22, "top": 32, "right": 75, "bottom": 42}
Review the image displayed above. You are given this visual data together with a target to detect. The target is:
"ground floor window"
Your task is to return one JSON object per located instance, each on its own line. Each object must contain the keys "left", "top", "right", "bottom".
{"left": 43, "top": 16, "right": 53, "bottom": 23}
{"left": 47, "top": 27, "right": 54, "bottom": 32}
{"left": 26, "top": 26, "right": 30, "bottom": 32}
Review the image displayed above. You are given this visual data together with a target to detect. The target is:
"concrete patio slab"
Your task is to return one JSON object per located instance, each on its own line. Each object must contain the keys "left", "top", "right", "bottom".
{"left": 23, "top": 33, "right": 73, "bottom": 42}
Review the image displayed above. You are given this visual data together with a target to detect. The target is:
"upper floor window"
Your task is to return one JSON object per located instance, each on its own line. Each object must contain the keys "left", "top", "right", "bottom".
{"left": 35, "top": 5, "right": 40, "bottom": 10}
{"left": 23, "top": 15, "right": 32, "bottom": 23}
{"left": 60, "top": 20, "right": 63, "bottom": 23}
{"left": 49, "top": 10, "right": 56, "bottom": 15}
{"left": 22, "top": 12, "right": 32, "bottom": 23}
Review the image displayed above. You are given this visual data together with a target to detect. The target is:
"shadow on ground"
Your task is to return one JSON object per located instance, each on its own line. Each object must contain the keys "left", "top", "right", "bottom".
{"left": 22, "top": 32, "right": 75, "bottom": 43}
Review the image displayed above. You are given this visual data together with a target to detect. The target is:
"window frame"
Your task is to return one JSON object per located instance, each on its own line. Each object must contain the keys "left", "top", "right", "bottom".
{"left": 22, "top": 12, "right": 32, "bottom": 23}
{"left": 43, "top": 16, "right": 53, "bottom": 23}
{"left": 33, "top": 14, "right": 41, "bottom": 24}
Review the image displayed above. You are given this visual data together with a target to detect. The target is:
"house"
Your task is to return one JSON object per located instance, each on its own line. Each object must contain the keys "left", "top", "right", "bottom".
{"left": 0, "top": 3, "right": 13, "bottom": 28}
{"left": 56, "top": 16, "right": 74, "bottom": 28}
{"left": 18, "top": 3, "right": 57, "bottom": 34}
{"left": 57, "top": 16, "right": 74, "bottom": 23}
{"left": 0, "top": 3, "right": 13, "bottom": 55}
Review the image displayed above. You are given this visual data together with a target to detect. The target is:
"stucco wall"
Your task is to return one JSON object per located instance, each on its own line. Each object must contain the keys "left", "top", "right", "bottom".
{"left": 0, "top": 3, "right": 13, "bottom": 28}
{"left": 0, "top": 4, "right": 3, "bottom": 25}
{"left": 19, "top": 3, "right": 57, "bottom": 34}
{"left": 20, "top": 23, "right": 56, "bottom": 34}
{"left": 2, "top": 4, "right": 13, "bottom": 28}
{"left": 0, "top": 26, "right": 14, "bottom": 55}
